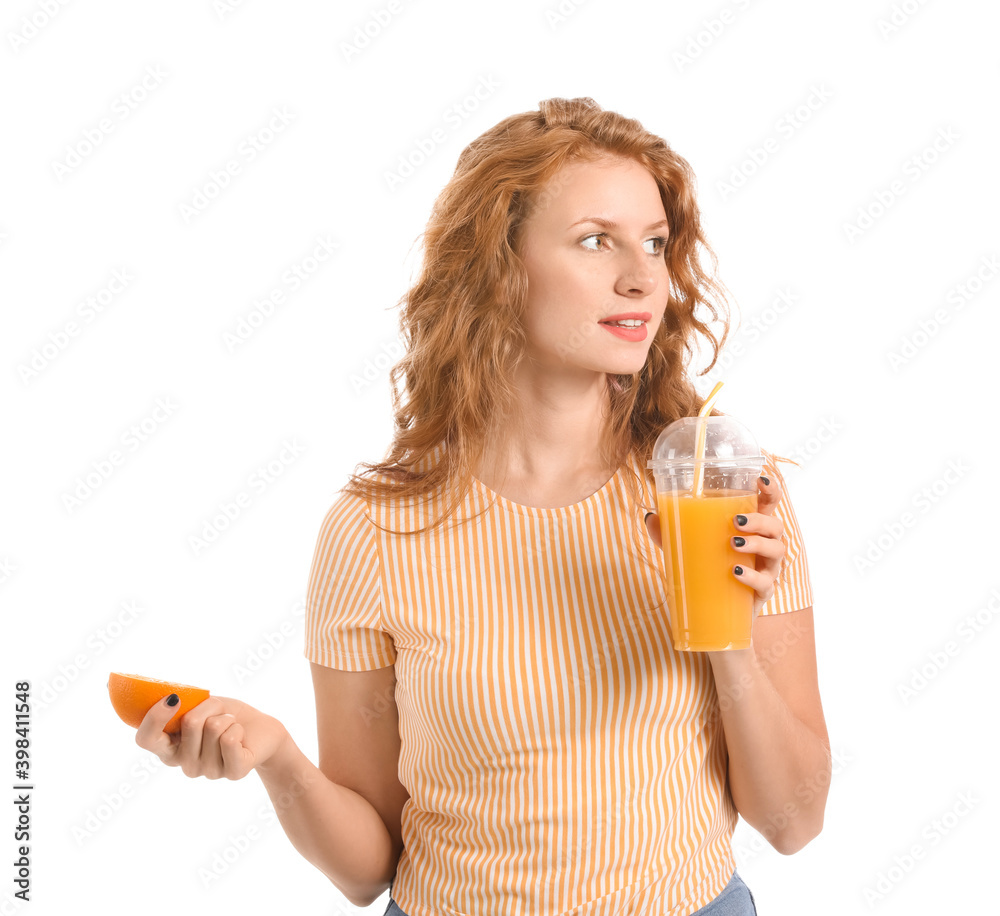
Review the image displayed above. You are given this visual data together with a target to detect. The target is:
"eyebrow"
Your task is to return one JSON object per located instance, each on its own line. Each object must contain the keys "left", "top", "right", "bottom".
{"left": 568, "top": 216, "right": 670, "bottom": 232}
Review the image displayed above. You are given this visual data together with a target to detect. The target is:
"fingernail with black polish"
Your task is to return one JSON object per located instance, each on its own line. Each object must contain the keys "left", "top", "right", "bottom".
{"left": 734, "top": 565, "right": 744, "bottom": 576}
{"left": 733, "top": 536, "right": 746, "bottom": 547}
{"left": 760, "top": 476, "right": 770, "bottom": 486}
{"left": 736, "top": 515, "right": 748, "bottom": 526}
{"left": 166, "top": 693, "right": 179, "bottom": 707}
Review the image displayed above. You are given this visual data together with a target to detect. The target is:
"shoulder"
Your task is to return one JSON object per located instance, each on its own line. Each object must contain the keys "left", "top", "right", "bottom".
{"left": 319, "top": 488, "right": 373, "bottom": 528}
{"left": 760, "top": 450, "right": 805, "bottom": 519}
{"left": 309, "top": 488, "right": 381, "bottom": 562}
{"left": 758, "top": 447, "right": 814, "bottom": 614}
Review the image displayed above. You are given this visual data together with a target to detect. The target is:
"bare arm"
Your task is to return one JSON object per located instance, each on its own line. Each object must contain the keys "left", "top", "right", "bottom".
{"left": 256, "top": 661, "right": 410, "bottom": 906}
{"left": 255, "top": 731, "right": 400, "bottom": 905}
{"left": 701, "top": 473, "right": 831, "bottom": 853}
{"left": 135, "top": 662, "right": 408, "bottom": 908}
{"left": 645, "top": 474, "right": 830, "bottom": 853}
{"left": 707, "top": 609, "right": 831, "bottom": 854}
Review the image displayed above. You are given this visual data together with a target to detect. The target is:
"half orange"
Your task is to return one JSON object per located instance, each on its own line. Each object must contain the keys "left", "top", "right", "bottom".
{"left": 108, "top": 672, "right": 210, "bottom": 734}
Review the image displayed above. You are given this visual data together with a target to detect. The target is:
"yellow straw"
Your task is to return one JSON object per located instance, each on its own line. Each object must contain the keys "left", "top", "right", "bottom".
{"left": 692, "top": 380, "right": 725, "bottom": 497}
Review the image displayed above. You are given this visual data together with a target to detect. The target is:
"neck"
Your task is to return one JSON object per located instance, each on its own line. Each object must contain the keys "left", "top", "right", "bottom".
{"left": 477, "top": 366, "right": 619, "bottom": 487}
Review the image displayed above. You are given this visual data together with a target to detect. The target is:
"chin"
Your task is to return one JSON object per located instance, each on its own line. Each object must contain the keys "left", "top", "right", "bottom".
{"left": 598, "top": 370, "right": 641, "bottom": 390}
{"left": 603, "top": 354, "right": 649, "bottom": 375}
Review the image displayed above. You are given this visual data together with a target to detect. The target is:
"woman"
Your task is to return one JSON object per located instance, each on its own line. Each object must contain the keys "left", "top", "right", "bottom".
{"left": 137, "top": 97, "right": 830, "bottom": 915}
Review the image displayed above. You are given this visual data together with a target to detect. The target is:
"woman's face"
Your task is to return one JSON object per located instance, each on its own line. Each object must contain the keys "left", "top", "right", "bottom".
{"left": 516, "top": 155, "right": 671, "bottom": 378}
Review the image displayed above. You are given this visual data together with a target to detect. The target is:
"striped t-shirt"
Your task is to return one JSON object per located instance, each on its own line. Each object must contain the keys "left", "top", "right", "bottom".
{"left": 304, "top": 452, "right": 812, "bottom": 916}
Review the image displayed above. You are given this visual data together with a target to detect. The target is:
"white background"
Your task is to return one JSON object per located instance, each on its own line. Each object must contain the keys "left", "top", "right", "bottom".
{"left": 2, "top": 0, "right": 997, "bottom": 914}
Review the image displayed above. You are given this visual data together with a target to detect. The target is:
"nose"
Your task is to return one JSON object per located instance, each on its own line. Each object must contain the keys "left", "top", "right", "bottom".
{"left": 614, "top": 245, "right": 660, "bottom": 297}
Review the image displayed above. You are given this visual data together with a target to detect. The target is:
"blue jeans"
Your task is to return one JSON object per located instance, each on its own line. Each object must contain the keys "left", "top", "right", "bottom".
{"left": 690, "top": 870, "right": 757, "bottom": 915}
{"left": 383, "top": 868, "right": 757, "bottom": 915}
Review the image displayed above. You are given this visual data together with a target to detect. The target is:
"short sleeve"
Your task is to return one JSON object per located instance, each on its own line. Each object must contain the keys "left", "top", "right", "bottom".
{"left": 757, "top": 454, "right": 814, "bottom": 617}
{"left": 304, "top": 491, "right": 397, "bottom": 670}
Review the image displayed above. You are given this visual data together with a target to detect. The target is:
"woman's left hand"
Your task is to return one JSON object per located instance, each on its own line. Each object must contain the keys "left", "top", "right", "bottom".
{"left": 644, "top": 476, "right": 787, "bottom": 617}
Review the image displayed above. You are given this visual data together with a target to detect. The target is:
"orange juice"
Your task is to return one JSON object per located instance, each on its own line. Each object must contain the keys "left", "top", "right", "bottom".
{"left": 657, "top": 488, "right": 758, "bottom": 651}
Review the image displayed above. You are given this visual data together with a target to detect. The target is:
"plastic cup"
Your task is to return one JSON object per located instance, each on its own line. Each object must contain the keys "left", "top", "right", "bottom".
{"left": 647, "top": 415, "right": 764, "bottom": 651}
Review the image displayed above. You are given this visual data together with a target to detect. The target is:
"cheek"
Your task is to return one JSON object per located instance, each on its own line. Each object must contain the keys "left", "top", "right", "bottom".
{"left": 524, "top": 257, "right": 582, "bottom": 321}
{"left": 521, "top": 249, "right": 608, "bottom": 346}
{"left": 524, "top": 253, "right": 571, "bottom": 301}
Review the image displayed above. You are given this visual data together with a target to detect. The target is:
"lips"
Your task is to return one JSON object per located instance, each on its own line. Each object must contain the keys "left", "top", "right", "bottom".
{"left": 599, "top": 312, "right": 653, "bottom": 324}
{"left": 600, "top": 321, "right": 648, "bottom": 342}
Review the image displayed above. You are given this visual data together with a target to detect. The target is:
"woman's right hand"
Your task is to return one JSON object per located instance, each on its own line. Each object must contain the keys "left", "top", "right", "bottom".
{"left": 135, "top": 694, "right": 289, "bottom": 780}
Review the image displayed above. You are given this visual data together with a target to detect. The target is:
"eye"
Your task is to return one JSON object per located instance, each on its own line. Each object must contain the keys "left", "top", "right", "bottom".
{"left": 581, "top": 233, "right": 609, "bottom": 251}
{"left": 580, "top": 233, "right": 668, "bottom": 255}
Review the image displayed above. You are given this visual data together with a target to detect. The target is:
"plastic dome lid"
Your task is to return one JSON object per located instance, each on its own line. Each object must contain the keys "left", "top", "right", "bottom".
{"left": 646, "top": 415, "right": 764, "bottom": 469}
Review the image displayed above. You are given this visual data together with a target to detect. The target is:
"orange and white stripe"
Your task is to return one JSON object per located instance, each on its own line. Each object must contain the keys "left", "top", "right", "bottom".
{"left": 305, "top": 452, "right": 812, "bottom": 916}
